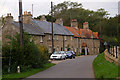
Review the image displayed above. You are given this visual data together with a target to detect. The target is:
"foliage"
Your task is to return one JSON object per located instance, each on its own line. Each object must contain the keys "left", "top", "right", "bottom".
{"left": 2, "top": 63, "right": 55, "bottom": 79}
{"left": 67, "top": 44, "right": 71, "bottom": 51}
{"left": 93, "top": 16, "right": 120, "bottom": 40}
{"left": 81, "top": 52, "right": 85, "bottom": 55}
{"left": 34, "top": 15, "right": 56, "bottom": 22}
{"left": 37, "top": 45, "right": 49, "bottom": 64}
{"left": 93, "top": 53, "right": 120, "bottom": 78}
{"left": 35, "top": 1, "right": 109, "bottom": 30}
{"left": 2, "top": 32, "right": 49, "bottom": 74}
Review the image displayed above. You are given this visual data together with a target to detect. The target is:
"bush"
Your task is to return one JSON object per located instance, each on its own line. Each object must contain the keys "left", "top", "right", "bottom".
{"left": 2, "top": 32, "right": 49, "bottom": 74}
{"left": 81, "top": 52, "right": 85, "bottom": 55}
{"left": 37, "top": 45, "right": 49, "bottom": 64}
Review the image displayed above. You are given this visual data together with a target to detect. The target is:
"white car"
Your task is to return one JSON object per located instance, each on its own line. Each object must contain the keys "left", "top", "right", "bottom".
{"left": 50, "top": 51, "right": 66, "bottom": 60}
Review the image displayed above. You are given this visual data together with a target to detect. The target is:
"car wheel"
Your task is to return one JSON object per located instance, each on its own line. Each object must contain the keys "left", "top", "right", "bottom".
{"left": 64, "top": 57, "right": 66, "bottom": 60}
{"left": 70, "top": 56, "right": 72, "bottom": 59}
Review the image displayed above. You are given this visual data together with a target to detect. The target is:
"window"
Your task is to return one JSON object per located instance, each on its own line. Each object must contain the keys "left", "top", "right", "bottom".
{"left": 71, "top": 36, "right": 73, "bottom": 40}
{"left": 40, "top": 36, "right": 43, "bottom": 42}
{"left": 53, "top": 36, "right": 55, "bottom": 40}
{"left": 48, "top": 47, "right": 51, "bottom": 53}
{"left": 30, "top": 37, "right": 33, "bottom": 42}
{"left": 75, "top": 48, "right": 77, "bottom": 52}
{"left": 65, "top": 36, "right": 67, "bottom": 40}
{"left": 48, "top": 35, "right": 51, "bottom": 40}
{"left": 65, "top": 47, "right": 67, "bottom": 51}
{"left": 56, "top": 35, "right": 58, "bottom": 40}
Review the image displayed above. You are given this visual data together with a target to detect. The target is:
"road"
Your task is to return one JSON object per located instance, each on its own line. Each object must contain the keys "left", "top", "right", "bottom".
{"left": 25, "top": 55, "right": 96, "bottom": 79}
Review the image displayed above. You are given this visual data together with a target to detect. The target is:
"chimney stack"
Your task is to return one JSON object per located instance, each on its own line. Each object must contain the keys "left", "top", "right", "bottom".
{"left": 83, "top": 22, "right": 89, "bottom": 29}
{"left": 71, "top": 19, "right": 78, "bottom": 29}
{"left": 40, "top": 16, "right": 46, "bottom": 21}
{"left": 5, "top": 13, "right": 13, "bottom": 23}
{"left": 55, "top": 18, "right": 63, "bottom": 26}
{"left": 23, "top": 11, "right": 32, "bottom": 24}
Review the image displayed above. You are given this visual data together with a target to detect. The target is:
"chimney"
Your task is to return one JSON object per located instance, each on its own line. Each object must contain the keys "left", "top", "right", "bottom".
{"left": 71, "top": 19, "right": 78, "bottom": 29}
{"left": 83, "top": 22, "right": 89, "bottom": 29}
{"left": 23, "top": 11, "right": 32, "bottom": 24}
{"left": 55, "top": 18, "right": 63, "bottom": 26}
{"left": 5, "top": 13, "right": 13, "bottom": 23}
{"left": 40, "top": 16, "right": 46, "bottom": 21}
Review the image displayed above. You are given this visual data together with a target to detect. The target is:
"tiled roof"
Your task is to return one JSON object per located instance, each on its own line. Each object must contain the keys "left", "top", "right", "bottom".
{"left": 13, "top": 20, "right": 74, "bottom": 36}
{"left": 32, "top": 20, "right": 73, "bottom": 36}
{"left": 13, "top": 21, "right": 45, "bottom": 35}
{"left": 64, "top": 26, "right": 99, "bottom": 39}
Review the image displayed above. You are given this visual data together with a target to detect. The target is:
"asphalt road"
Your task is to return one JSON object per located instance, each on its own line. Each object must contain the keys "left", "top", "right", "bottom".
{"left": 26, "top": 55, "right": 96, "bottom": 79}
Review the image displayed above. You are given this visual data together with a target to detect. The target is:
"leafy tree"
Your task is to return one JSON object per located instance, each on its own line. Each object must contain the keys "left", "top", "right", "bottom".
{"left": 2, "top": 32, "right": 49, "bottom": 74}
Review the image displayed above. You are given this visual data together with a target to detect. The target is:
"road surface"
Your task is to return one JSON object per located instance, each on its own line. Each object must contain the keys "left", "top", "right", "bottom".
{"left": 25, "top": 55, "right": 96, "bottom": 79}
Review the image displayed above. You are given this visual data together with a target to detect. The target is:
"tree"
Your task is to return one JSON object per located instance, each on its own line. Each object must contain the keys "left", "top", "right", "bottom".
{"left": 2, "top": 32, "right": 49, "bottom": 74}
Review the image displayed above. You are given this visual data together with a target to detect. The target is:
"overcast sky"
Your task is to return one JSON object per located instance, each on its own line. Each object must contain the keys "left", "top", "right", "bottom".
{"left": 0, "top": 0, "right": 119, "bottom": 21}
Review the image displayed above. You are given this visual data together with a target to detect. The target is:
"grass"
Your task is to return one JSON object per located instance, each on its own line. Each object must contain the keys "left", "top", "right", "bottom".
{"left": 2, "top": 63, "right": 55, "bottom": 80}
{"left": 93, "top": 52, "right": 120, "bottom": 79}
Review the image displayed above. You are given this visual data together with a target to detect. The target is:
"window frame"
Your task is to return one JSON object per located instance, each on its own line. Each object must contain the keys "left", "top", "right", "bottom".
{"left": 40, "top": 36, "right": 43, "bottom": 43}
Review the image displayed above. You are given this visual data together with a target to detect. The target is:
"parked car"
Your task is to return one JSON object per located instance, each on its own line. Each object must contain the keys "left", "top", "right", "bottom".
{"left": 65, "top": 51, "right": 75, "bottom": 59}
{"left": 71, "top": 51, "right": 75, "bottom": 58}
{"left": 50, "top": 51, "right": 66, "bottom": 60}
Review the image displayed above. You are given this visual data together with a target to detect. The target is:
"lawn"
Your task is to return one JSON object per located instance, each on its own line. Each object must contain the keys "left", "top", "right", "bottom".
{"left": 93, "top": 52, "right": 120, "bottom": 79}
{"left": 2, "top": 63, "right": 55, "bottom": 80}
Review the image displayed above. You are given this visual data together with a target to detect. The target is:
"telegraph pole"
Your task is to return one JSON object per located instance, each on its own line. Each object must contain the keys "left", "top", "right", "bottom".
{"left": 19, "top": 0, "right": 24, "bottom": 47}
{"left": 51, "top": 2, "right": 54, "bottom": 53}
{"left": 32, "top": 4, "right": 33, "bottom": 17}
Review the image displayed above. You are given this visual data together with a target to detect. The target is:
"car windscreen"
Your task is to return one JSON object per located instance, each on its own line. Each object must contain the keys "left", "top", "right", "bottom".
{"left": 66, "top": 52, "right": 72, "bottom": 54}
{"left": 53, "top": 52, "right": 61, "bottom": 54}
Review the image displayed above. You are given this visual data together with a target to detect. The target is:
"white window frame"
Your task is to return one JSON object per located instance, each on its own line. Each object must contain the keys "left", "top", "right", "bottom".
{"left": 48, "top": 35, "right": 51, "bottom": 40}
{"left": 56, "top": 46, "right": 59, "bottom": 51}
{"left": 48, "top": 47, "right": 52, "bottom": 53}
{"left": 65, "top": 36, "right": 67, "bottom": 40}
{"left": 30, "top": 37, "right": 33, "bottom": 42}
{"left": 57, "top": 35, "right": 58, "bottom": 40}
{"left": 75, "top": 48, "right": 77, "bottom": 52}
{"left": 40, "top": 36, "right": 43, "bottom": 42}
{"left": 71, "top": 36, "right": 73, "bottom": 40}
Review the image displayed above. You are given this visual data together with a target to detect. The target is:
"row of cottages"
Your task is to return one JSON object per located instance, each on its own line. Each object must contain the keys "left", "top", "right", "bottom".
{"left": 2, "top": 12, "right": 100, "bottom": 55}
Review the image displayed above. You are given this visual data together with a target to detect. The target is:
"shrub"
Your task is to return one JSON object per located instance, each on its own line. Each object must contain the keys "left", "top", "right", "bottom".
{"left": 81, "top": 52, "right": 85, "bottom": 55}
{"left": 2, "top": 32, "right": 49, "bottom": 74}
{"left": 37, "top": 45, "right": 49, "bottom": 64}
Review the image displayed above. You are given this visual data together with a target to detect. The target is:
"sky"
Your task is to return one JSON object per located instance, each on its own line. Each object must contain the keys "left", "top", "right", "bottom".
{"left": 0, "top": 0, "right": 119, "bottom": 21}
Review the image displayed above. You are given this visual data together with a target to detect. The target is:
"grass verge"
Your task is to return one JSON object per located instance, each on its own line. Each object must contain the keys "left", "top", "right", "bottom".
{"left": 2, "top": 63, "right": 55, "bottom": 80}
{"left": 93, "top": 52, "right": 120, "bottom": 79}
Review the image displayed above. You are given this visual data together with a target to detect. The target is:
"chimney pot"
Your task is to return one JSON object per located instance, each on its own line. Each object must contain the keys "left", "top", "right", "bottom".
{"left": 5, "top": 13, "right": 13, "bottom": 23}
{"left": 83, "top": 22, "right": 89, "bottom": 29}
{"left": 23, "top": 11, "right": 32, "bottom": 24}
{"left": 40, "top": 16, "right": 46, "bottom": 21}
{"left": 55, "top": 18, "right": 63, "bottom": 26}
{"left": 71, "top": 19, "right": 78, "bottom": 29}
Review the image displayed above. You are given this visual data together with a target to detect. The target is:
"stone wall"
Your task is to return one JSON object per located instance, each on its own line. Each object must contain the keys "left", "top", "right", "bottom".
{"left": 2, "top": 23, "right": 19, "bottom": 45}
{"left": 104, "top": 49, "right": 120, "bottom": 65}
